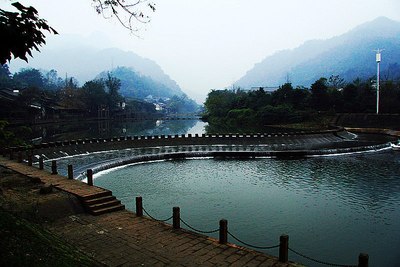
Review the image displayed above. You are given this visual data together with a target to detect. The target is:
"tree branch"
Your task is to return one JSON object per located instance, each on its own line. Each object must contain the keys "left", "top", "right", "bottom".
{"left": 92, "top": 0, "right": 155, "bottom": 34}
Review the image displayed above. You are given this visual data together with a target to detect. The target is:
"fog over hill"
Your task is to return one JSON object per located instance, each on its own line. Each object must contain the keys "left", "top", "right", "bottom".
{"left": 96, "top": 67, "right": 184, "bottom": 99}
{"left": 8, "top": 34, "right": 184, "bottom": 98}
{"left": 235, "top": 17, "right": 400, "bottom": 88}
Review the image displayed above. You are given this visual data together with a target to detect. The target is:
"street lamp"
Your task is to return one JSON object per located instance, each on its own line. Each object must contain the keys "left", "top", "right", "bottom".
{"left": 374, "top": 49, "right": 383, "bottom": 114}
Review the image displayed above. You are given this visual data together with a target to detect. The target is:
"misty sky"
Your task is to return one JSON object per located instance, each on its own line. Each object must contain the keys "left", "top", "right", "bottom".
{"left": 2, "top": 0, "right": 400, "bottom": 102}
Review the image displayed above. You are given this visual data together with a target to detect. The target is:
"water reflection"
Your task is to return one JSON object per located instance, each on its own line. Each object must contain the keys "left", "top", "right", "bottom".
{"left": 205, "top": 122, "right": 297, "bottom": 134}
{"left": 27, "top": 119, "right": 206, "bottom": 143}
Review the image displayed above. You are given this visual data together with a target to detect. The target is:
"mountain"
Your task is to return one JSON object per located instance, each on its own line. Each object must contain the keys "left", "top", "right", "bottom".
{"left": 235, "top": 17, "right": 400, "bottom": 88}
{"left": 8, "top": 36, "right": 183, "bottom": 96}
{"left": 97, "top": 66, "right": 183, "bottom": 99}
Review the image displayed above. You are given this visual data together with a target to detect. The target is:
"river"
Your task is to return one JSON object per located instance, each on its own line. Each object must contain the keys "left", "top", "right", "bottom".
{"left": 33, "top": 119, "right": 400, "bottom": 266}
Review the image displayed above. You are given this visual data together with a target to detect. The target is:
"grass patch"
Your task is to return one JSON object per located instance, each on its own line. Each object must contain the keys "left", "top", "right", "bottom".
{"left": 0, "top": 210, "right": 102, "bottom": 267}
{"left": 269, "top": 114, "right": 336, "bottom": 130}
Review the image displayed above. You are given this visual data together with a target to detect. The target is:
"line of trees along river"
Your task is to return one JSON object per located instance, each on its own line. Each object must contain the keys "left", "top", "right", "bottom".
{"left": 203, "top": 76, "right": 400, "bottom": 131}
{"left": 0, "top": 64, "right": 197, "bottom": 146}
{"left": 0, "top": 65, "right": 198, "bottom": 123}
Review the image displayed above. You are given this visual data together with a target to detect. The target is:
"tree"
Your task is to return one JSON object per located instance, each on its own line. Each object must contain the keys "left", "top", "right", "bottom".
{"left": 204, "top": 90, "right": 236, "bottom": 118}
{"left": 272, "top": 83, "right": 294, "bottom": 106}
{"left": 342, "top": 83, "right": 358, "bottom": 112}
{"left": 0, "top": 1, "right": 155, "bottom": 64}
{"left": 327, "top": 75, "right": 345, "bottom": 90}
{"left": 81, "top": 80, "right": 108, "bottom": 114}
{"left": 65, "top": 77, "right": 79, "bottom": 89}
{"left": 0, "top": 2, "right": 57, "bottom": 64}
{"left": 13, "top": 68, "right": 44, "bottom": 88}
{"left": 44, "top": 69, "right": 64, "bottom": 90}
{"left": 247, "top": 88, "right": 272, "bottom": 111}
{"left": 0, "top": 64, "right": 13, "bottom": 88}
{"left": 310, "top": 78, "right": 330, "bottom": 111}
{"left": 105, "top": 73, "right": 122, "bottom": 112}
{"left": 380, "top": 81, "right": 400, "bottom": 113}
{"left": 291, "top": 87, "right": 310, "bottom": 110}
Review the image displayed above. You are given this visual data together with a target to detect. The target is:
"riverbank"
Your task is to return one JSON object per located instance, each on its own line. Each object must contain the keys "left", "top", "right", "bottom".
{"left": 333, "top": 113, "right": 400, "bottom": 130}
{"left": 0, "top": 159, "right": 303, "bottom": 267}
{"left": 0, "top": 166, "right": 103, "bottom": 267}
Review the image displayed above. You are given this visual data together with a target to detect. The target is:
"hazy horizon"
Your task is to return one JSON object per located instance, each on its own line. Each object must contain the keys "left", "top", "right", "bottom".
{"left": 1, "top": 0, "right": 400, "bottom": 103}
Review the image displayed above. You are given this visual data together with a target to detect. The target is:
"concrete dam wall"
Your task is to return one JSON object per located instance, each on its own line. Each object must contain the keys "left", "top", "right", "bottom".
{"left": 5, "top": 128, "right": 397, "bottom": 179}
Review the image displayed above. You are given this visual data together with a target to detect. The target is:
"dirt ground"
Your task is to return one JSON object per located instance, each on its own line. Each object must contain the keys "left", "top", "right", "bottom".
{"left": 0, "top": 166, "right": 104, "bottom": 267}
{"left": 0, "top": 166, "right": 84, "bottom": 223}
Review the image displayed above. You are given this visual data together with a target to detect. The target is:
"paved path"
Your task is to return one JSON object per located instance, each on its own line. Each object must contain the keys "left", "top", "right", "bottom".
{"left": 48, "top": 211, "right": 300, "bottom": 267}
{"left": 0, "top": 157, "right": 108, "bottom": 199}
{"left": 0, "top": 156, "right": 303, "bottom": 267}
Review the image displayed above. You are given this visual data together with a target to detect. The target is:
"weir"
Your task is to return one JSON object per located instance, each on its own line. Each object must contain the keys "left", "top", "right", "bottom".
{"left": 5, "top": 128, "right": 397, "bottom": 179}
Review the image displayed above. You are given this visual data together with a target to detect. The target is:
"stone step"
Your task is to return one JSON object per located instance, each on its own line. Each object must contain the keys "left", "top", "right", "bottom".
{"left": 84, "top": 195, "right": 116, "bottom": 206}
{"left": 86, "top": 199, "right": 121, "bottom": 211}
{"left": 80, "top": 190, "right": 112, "bottom": 201}
{"left": 89, "top": 204, "right": 125, "bottom": 216}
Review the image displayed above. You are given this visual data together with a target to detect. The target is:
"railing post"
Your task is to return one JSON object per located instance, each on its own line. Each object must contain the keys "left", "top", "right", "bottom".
{"left": 173, "top": 207, "right": 180, "bottom": 229}
{"left": 39, "top": 157, "right": 44, "bottom": 170}
{"left": 68, "top": 165, "right": 73, "bottom": 180}
{"left": 51, "top": 160, "right": 58, "bottom": 175}
{"left": 279, "top": 234, "right": 289, "bottom": 263}
{"left": 219, "top": 219, "right": 228, "bottom": 244}
{"left": 27, "top": 152, "right": 32, "bottom": 166}
{"left": 358, "top": 253, "right": 369, "bottom": 267}
{"left": 86, "top": 169, "right": 93, "bottom": 186}
{"left": 17, "top": 151, "right": 23, "bottom": 163}
{"left": 136, "top": 196, "right": 143, "bottom": 217}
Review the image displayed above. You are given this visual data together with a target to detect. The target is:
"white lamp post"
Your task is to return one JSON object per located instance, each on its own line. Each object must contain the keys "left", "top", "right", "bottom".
{"left": 375, "top": 49, "right": 383, "bottom": 114}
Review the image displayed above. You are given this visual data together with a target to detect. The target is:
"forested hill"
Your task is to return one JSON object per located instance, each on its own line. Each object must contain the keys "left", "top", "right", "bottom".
{"left": 97, "top": 67, "right": 183, "bottom": 99}
{"left": 235, "top": 17, "right": 400, "bottom": 88}
{"left": 8, "top": 41, "right": 184, "bottom": 98}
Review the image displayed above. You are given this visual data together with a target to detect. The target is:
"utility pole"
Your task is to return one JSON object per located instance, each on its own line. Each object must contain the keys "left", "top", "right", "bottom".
{"left": 374, "top": 49, "right": 383, "bottom": 114}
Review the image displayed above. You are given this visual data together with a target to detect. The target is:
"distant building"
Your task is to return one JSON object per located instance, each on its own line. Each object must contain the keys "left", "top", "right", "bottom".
{"left": 144, "top": 95, "right": 154, "bottom": 102}
{"left": 249, "top": 86, "right": 280, "bottom": 92}
{"left": 155, "top": 103, "right": 163, "bottom": 111}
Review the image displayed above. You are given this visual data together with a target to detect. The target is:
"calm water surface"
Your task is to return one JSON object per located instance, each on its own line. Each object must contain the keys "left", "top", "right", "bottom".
{"left": 95, "top": 151, "right": 400, "bottom": 267}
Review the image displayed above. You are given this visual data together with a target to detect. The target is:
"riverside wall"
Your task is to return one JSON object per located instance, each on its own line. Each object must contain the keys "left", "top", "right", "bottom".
{"left": 333, "top": 113, "right": 400, "bottom": 130}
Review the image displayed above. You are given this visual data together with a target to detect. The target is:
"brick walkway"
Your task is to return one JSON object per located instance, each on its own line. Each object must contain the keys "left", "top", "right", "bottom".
{"left": 48, "top": 211, "right": 301, "bottom": 267}
{"left": 0, "top": 157, "right": 303, "bottom": 267}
